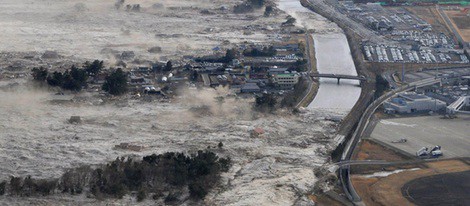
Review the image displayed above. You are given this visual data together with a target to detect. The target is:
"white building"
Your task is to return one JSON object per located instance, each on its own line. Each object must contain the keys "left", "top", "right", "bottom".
{"left": 384, "top": 92, "right": 446, "bottom": 114}
{"left": 273, "top": 73, "right": 299, "bottom": 89}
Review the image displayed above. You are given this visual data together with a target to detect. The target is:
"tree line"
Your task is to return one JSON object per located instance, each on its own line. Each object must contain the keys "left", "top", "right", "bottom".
{"left": 32, "top": 60, "right": 129, "bottom": 95}
{"left": 234, "top": 0, "right": 265, "bottom": 13}
{"left": 0, "top": 151, "right": 231, "bottom": 203}
{"left": 243, "top": 46, "right": 277, "bottom": 57}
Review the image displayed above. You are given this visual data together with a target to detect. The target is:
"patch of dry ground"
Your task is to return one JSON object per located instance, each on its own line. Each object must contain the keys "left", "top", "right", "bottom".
{"left": 352, "top": 159, "right": 470, "bottom": 206}
{"left": 405, "top": 6, "right": 452, "bottom": 36}
{"left": 445, "top": 10, "right": 470, "bottom": 42}
{"left": 353, "top": 139, "right": 410, "bottom": 162}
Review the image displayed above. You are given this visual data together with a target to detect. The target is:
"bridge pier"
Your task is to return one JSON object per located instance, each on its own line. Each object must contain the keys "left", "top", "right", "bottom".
{"left": 337, "top": 78, "right": 341, "bottom": 84}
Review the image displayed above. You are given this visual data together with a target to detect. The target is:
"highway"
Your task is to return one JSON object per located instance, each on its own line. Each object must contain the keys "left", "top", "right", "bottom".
{"left": 338, "top": 77, "right": 442, "bottom": 203}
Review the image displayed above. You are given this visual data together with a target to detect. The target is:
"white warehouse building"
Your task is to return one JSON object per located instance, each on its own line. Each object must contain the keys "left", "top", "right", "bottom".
{"left": 384, "top": 92, "right": 446, "bottom": 114}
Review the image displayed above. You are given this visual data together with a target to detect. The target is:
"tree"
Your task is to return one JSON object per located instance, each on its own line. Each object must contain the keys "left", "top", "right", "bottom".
{"left": 188, "top": 180, "right": 207, "bottom": 199}
{"left": 292, "top": 59, "right": 308, "bottom": 72}
{"left": 61, "top": 67, "right": 87, "bottom": 91}
{"left": 45, "top": 66, "right": 87, "bottom": 91}
{"left": 9, "top": 176, "right": 22, "bottom": 195}
{"left": 102, "top": 68, "right": 128, "bottom": 95}
{"left": 224, "top": 49, "right": 237, "bottom": 63}
{"left": 165, "top": 61, "right": 173, "bottom": 72}
{"left": 0, "top": 181, "right": 6, "bottom": 195}
{"left": 32, "top": 67, "right": 48, "bottom": 82}
{"left": 115, "top": 0, "right": 125, "bottom": 9}
{"left": 255, "top": 93, "right": 277, "bottom": 111}
{"left": 70, "top": 66, "right": 88, "bottom": 85}
{"left": 281, "top": 77, "right": 308, "bottom": 107}
{"left": 85, "top": 60, "right": 104, "bottom": 76}
{"left": 249, "top": 0, "right": 265, "bottom": 8}
{"left": 282, "top": 16, "right": 296, "bottom": 26}
{"left": 137, "top": 189, "right": 146, "bottom": 202}
{"left": 191, "top": 70, "right": 198, "bottom": 81}
{"left": 375, "top": 75, "right": 389, "bottom": 98}
{"left": 233, "top": 3, "right": 253, "bottom": 13}
{"left": 243, "top": 46, "right": 276, "bottom": 57}
{"left": 47, "top": 71, "right": 64, "bottom": 87}
{"left": 264, "top": 5, "right": 273, "bottom": 17}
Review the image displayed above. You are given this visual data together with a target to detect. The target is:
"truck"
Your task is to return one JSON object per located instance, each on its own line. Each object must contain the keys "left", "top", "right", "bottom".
{"left": 416, "top": 147, "right": 429, "bottom": 157}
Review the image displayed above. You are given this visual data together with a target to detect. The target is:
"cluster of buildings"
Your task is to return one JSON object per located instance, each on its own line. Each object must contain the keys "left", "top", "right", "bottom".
{"left": 199, "top": 65, "right": 301, "bottom": 93}
{"left": 385, "top": 71, "right": 470, "bottom": 114}
{"left": 197, "top": 43, "right": 305, "bottom": 94}
{"left": 115, "top": 43, "right": 306, "bottom": 96}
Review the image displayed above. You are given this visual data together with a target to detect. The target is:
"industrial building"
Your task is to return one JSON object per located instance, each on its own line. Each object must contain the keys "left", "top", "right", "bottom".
{"left": 384, "top": 92, "right": 446, "bottom": 114}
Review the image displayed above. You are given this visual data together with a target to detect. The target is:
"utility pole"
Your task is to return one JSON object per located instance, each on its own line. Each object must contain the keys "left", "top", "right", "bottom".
{"left": 401, "top": 63, "right": 405, "bottom": 83}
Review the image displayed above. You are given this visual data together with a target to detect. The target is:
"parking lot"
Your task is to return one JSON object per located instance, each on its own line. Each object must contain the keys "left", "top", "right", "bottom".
{"left": 340, "top": 2, "right": 470, "bottom": 64}
{"left": 363, "top": 44, "right": 469, "bottom": 63}
{"left": 369, "top": 116, "right": 470, "bottom": 158}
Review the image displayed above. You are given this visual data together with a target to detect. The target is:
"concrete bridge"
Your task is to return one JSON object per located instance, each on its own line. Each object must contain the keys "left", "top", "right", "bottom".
{"left": 310, "top": 73, "right": 367, "bottom": 84}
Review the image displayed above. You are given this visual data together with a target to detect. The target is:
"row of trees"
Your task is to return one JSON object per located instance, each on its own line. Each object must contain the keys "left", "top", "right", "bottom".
{"left": 31, "top": 60, "right": 129, "bottom": 95}
{"left": 32, "top": 60, "right": 104, "bottom": 91}
{"left": 243, "top": 46, "right": 277, "bottom": 57}
{"left": 0, "top": 151, "right": 231, "bottom": 202}
{"left": 32, "top": 66, "right": 88, "bottom": 91}
{"left": 101, "top": 68, "right": 128, "bottom": 96}
{"left": 255, "top": 93, "right": 277, "bottom": 112}
{"left": 233, "top": 0, "right": 265, "bottom": 13}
